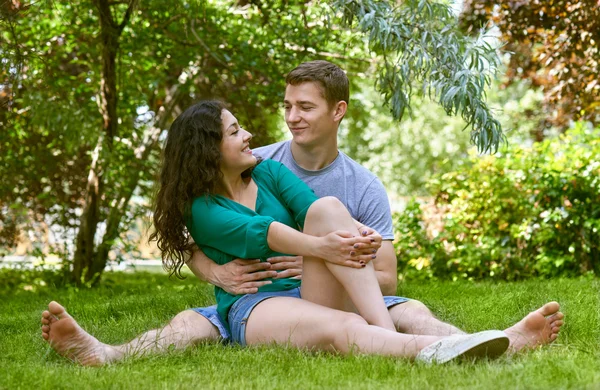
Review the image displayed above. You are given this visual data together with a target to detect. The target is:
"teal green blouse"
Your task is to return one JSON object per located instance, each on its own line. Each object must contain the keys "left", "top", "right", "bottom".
{"left": 186, "top": 159, "right": 318, "bottom": 330}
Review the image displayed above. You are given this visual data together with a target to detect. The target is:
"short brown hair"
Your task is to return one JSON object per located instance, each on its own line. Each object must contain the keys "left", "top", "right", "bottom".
{"left": 286, "top": 60, "right": 349, "bottom": 108}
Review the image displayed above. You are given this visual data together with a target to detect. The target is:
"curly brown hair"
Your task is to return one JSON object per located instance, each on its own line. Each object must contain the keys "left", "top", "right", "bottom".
{"left": 150, "top": 100, "right": 226, "bottom": 278}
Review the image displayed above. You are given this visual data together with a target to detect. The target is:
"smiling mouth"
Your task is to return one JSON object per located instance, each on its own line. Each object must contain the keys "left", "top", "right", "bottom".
{"left": 242, "top": 146, "right": 251, "bottom": 153}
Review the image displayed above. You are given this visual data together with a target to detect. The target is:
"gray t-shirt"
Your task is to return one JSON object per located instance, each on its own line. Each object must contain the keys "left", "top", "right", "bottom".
{"left": 253, "top": 140, "right": 394, "bottom": 240}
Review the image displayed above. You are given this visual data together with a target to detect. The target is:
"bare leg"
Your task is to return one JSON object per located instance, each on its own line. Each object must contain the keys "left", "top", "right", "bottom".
{"left": 245, "top": 297, "right": 442, "bottom": 357}
{"left": 301, "top": 197, "right": 395, "bottom": 331}
{"left": 41, "top": 302, "right": 220, "bottom": 366}
{"left": 389, "top": 300, "right": 564, "bottom": 353}
{"left": 390, "top": 300, "right": 466, "bottom": 336}
{"left": 505, "top": 301, "right": 564, "bottom": 352}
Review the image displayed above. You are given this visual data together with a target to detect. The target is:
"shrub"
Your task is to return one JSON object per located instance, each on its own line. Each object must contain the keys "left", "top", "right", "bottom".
{"left": 394, "top": 122, "right": 600, "bottom": 280}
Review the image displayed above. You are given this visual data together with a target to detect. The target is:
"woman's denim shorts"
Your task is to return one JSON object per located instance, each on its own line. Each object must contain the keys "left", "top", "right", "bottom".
{"left": 227, "top": 288, "right": 409, "bottom": 346}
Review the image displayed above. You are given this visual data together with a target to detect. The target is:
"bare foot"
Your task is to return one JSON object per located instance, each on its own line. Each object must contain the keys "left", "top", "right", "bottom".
{"left": 504, "top": 301, "right": 564, "bottom": 353}
{"left": 41, "top": 301, "right": 122, "bottom": 366}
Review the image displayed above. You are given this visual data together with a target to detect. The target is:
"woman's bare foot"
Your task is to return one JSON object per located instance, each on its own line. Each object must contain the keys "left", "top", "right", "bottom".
{"left": 504, "top": 301, "right": 564, "bottom": 353}
{"left": 41, "top": 301, "right": 122, "bottom": 366}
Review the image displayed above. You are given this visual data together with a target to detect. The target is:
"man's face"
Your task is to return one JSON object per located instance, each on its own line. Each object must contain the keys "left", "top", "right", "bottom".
{"left": 283, "top": 82, "right": 340, "bottom": 147}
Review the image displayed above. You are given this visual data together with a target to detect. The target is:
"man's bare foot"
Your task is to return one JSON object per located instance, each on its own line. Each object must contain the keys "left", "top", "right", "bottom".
{"left": 504, "top": 301, "right": 564, "bottom": 353}
{"left": 41, "top": 301, "right": 122, "bottom": 366}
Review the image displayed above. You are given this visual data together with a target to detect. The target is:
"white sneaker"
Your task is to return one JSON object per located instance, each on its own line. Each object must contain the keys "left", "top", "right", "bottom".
{"left": 416, "top": 330, "right": 509, "bottom": 364}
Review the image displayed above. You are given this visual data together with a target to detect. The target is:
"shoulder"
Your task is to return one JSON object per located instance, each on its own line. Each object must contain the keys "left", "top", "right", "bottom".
{"left": 254, "top": 158, "right": 286, "bottom": 174}
{"left": 190, "top": 194, "right": 215, "bottom": 213}
{"left": 252, "top": 159, "right": 288, "bottom": 186}
{"left": 337, "top": 151, "right": 379, "bottom": 181}
{"left": 253, "top": 140, "right": 290, "bottom": 160}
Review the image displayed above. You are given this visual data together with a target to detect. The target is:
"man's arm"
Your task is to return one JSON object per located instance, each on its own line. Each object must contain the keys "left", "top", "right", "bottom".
{"left": 373, "top": 241, "right": 397, "bottom": 296}
{"left": 186, "top": 249, "right": 278, "bottom": 295}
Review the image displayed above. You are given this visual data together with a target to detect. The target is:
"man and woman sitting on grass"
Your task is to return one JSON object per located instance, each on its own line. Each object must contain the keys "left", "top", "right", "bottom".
{"left": 41, "top": 61, "right": 563, "bottom": 365}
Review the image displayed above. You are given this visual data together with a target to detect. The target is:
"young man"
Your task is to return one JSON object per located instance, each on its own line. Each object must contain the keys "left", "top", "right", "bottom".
{"left": 41, "top": 61, "right": 563, "bottom": 365}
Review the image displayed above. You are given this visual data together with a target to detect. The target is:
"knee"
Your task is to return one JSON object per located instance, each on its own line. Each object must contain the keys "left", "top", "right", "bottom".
{"left": 168, "top": 310, "right": 219, "bottom": 342}
{"left": 400, "top": 300, "right": 432, "bottom": 317}
{"left": 168, "top": 310, "right": 203, "bottom": 331}
{"left": 309, "top": 197, "right": 346, "bottom": 216}
{"left": 330, "top": 312, "right": 368, "bottom": 348}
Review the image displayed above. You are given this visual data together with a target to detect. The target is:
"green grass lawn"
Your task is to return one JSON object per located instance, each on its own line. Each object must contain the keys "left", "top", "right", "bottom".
{"left": 1, "top": 272, "right": 599, "bottom": 389}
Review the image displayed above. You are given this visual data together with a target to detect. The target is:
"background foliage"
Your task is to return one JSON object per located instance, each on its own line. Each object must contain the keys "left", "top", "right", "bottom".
{"left": 460, "top": 0, "right": 600, "bottom": 134}
{"left": 395, "top": 122, "right": 600, "bottom": 281}
{"left": 1, "top": 0, "right": 504, "bottom": 285}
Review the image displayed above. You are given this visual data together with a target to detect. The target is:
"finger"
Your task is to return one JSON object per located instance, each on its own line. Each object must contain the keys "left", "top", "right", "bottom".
{"left": 291, "top": 275, "right": 302, "bottom": 280}
{"left": 267, "top": 256, "right": 299, "bottom": 264}
{"left": 242, "top": 270, "right": 278, "bottom": 281}
{"left": 269, "top": 262, "right": 302, "bottom": 271}
{"left": 335, "top": 230, "right": 356, "bottom": 238}
{"left": 233, "top": 258, "right": 261, "bottom": 265}
{"left": 274, "top": 269, "right": 303, "bottom": 279}
{"left": 243, "top": 262, "right": 273, "bottom": 273}
{"left": 235, "top": 281, "right": 273, "bottom": 294}
{"left": 349, "top": 254, "right": 376, "bottom": 263}
{"left": 341, "top": 260, "right": 365, "bottom": 268}
{"left": 351, "top": 242, "right": 381, "bottom": 250}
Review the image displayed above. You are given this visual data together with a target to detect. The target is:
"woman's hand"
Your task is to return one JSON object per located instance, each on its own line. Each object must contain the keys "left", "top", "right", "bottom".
{"left": 354, "top": 225, "right": 383, "bottom": 254}
{"left": 316, "top": 230, "right": 381, "bottom": 268}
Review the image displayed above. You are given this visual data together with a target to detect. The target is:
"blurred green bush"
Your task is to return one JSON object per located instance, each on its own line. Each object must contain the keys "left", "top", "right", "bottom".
{"left": 394, "top": 122, "right": 600, "bottom": 281}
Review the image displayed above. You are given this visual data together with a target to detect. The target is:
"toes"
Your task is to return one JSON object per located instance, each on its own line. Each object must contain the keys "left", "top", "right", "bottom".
{"left": 551, "top": 320, "right": 564, "bottom": 332}
{"left": 550, "top": 333, "right": 558, "bottom": 342}
{"left": 42, "top": 332, "right": 49, "bottom": 340}
{"left": 48, "top": 301, "right": 71, "bottom": 319}
{"left": 41, "top": 318, "right": 49, "bottom": 325}
{"left": 42, "top": 325, "right": 50, "bottom": 332}
{"left": 547, "top": 312, "right": 564, "bottom": 322}
{"left": 537, "top": 302, "right": 560, "bottom": 317}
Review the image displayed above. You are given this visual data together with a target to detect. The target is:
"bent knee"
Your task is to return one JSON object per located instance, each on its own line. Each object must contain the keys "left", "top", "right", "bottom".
{"left": 309, "top": 197, "right": 346, "bottom": 215}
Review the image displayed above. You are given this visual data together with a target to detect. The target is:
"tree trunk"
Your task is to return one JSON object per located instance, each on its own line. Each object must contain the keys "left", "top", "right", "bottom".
{"left": 70, "top": 0, "right": 136, "bottom": 285}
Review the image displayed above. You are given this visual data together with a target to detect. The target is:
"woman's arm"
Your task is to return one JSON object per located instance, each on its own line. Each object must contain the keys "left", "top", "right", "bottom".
{"left": 267, "top": 221, "right": 376, "bottom": 268}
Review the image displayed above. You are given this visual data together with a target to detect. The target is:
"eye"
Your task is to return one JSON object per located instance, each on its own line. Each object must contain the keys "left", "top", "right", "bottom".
{"left": 232, "top": 130, "right": 239, "bottom": 135}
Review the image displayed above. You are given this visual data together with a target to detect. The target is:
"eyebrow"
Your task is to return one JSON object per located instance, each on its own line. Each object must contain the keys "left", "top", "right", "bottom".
{"left": 283, "top": 100, "right": 316, "bottom": 106}
{"left": 226, "top": 122, "right": 238, "bottom": 131}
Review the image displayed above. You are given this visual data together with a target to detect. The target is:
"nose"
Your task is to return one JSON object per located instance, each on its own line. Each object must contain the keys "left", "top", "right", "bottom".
{"left": 243, "top": 129, "right": 252, "bottom": 141}
{"left": 287, "top": 106, "right": 300, "bottom": 123}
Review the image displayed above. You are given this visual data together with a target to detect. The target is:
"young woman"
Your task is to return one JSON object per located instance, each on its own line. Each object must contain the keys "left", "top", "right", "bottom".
{"left": 150, "top": 100, "right": 509, "bottom": 363}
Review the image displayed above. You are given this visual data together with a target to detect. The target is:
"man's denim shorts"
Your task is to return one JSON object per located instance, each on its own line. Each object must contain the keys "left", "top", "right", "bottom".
{"left": 191, "top": 292, "right": 409, "bottom": 344}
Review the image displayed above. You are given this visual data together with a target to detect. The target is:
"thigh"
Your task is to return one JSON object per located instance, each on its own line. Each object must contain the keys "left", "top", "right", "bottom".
{"left": 244, "top": 297, "right": 360, "bottom": 352}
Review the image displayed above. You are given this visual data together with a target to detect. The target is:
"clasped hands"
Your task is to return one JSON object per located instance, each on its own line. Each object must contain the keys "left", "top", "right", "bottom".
{"left": 215, "top": 227, "right": 381, "bottom": 295}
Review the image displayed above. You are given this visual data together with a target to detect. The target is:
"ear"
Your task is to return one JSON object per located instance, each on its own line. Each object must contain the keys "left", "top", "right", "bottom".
{"left": 332, "top": 101, "right": 347, "bottom": 123}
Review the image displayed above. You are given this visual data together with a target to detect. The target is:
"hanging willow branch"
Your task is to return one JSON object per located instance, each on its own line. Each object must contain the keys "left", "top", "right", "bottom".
{"left": 332, "top": 0, "right": 505, "bottom": 153}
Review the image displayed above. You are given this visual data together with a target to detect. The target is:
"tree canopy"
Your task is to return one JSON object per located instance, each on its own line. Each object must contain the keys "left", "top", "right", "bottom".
{"left": 461, "top": 0, "right": 600, "bottom": 136}
{"left": 1, "top": 0, "right": 503, "bottom": 285}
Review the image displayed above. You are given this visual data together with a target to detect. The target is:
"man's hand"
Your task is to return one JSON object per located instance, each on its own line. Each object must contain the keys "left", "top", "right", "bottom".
{"left": 214, "top": 259, "right": 278, "bottom": 295}
{"left": 267, "top": 256, "right": 303, "bottom": 279}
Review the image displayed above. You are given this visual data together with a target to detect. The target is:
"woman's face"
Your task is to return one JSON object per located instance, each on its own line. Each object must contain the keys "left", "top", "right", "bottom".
{"left": 219, "top": 109, "right": 256, "bottom": 175}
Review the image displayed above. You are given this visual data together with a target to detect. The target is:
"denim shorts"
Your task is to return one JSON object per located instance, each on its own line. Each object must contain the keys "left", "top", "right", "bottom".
{"left": 227, "top": 289, "right": 410, "bottom": 346}
{"left": 189, "top": 305, "right": 231, "bottom": 340}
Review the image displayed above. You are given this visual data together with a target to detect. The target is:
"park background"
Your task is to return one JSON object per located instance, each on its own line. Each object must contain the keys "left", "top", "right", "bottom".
{"left": 1, "top": 0, "right": 599, "bottom": 388}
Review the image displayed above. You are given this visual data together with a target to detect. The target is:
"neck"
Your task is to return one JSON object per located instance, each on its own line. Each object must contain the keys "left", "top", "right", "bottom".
{"left": 218, "top": 171, "right": 248, "bottom": 200}
{"left": 290, "top": 137, "right": 339, "bottom": 171}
